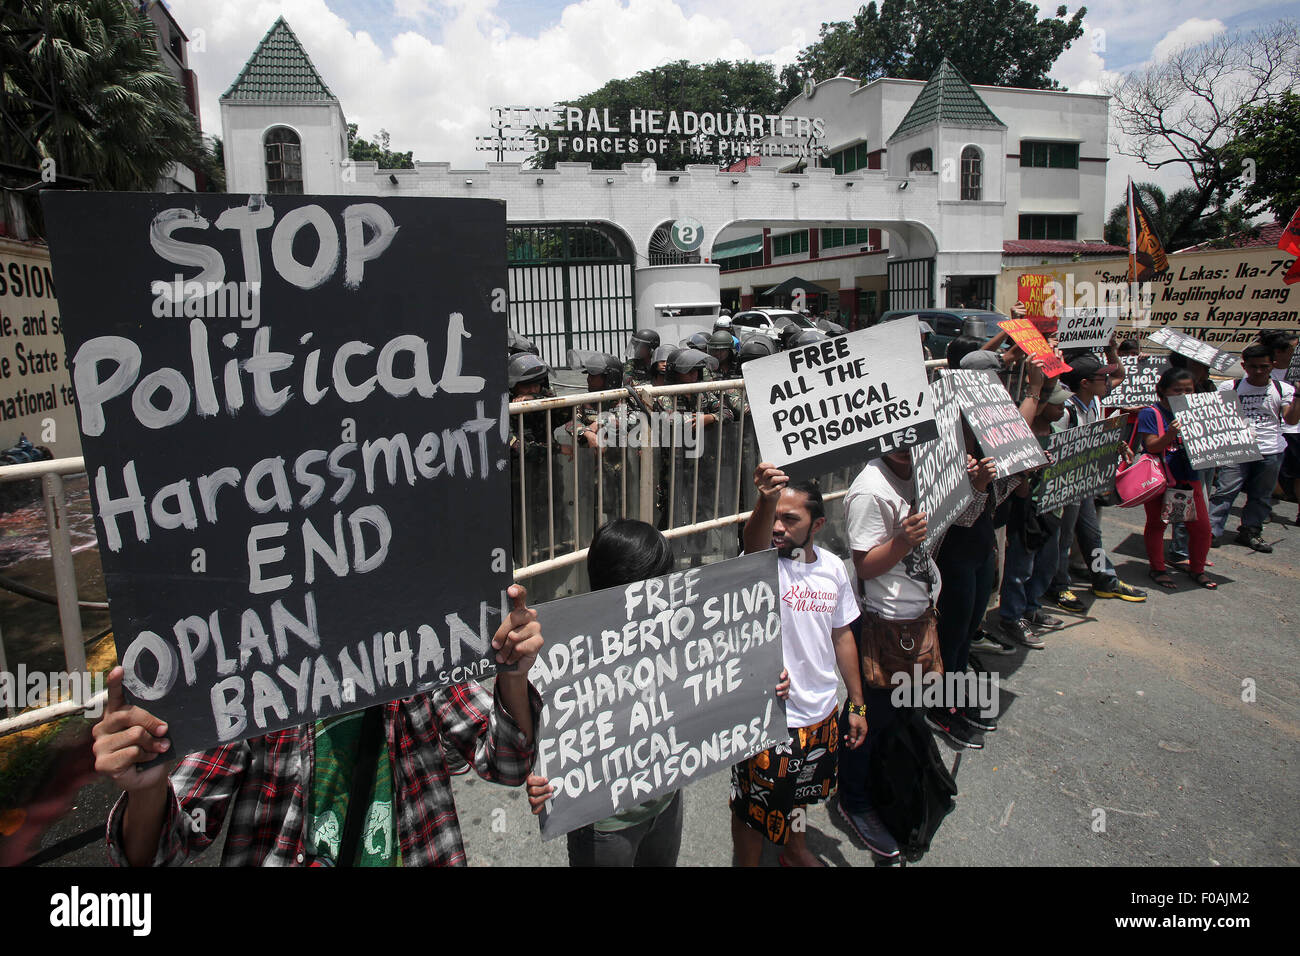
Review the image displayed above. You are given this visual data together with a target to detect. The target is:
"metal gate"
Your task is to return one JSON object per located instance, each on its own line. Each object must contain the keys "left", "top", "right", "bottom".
{"left": 887, "top": 256, "right": 935, "bottom": 311}
{"left": 507, "top": 223, "right": 635, "bottom": 368}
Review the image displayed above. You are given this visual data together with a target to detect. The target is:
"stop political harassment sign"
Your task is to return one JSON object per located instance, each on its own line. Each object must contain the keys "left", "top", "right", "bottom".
{"left": 42, "top": 192, "right": 514, "bottom": 755}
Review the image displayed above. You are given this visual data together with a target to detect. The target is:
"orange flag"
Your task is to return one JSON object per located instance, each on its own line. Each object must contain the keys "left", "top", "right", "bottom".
{"left": 1127, "top": 178, "right": 1170, "bottom": 282}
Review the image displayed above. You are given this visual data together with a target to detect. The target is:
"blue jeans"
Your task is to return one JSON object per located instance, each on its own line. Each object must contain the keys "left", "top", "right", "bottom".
{"left": 937, "top": 545, "right": 997, "bottom": 674}
{"left": 999, "top": 520, "right": 1061, "bottom": 623}
{"left": 1053, "top": 496, "right": 1116, "bottom": 591}
{"left": 1209, "top": 453, "right": 1284, "bottom": 537}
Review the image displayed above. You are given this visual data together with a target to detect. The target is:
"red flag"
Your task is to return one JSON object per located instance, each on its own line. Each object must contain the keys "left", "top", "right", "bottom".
{"left": 1280, "top": 206, "right": 1300, "bottom": 284}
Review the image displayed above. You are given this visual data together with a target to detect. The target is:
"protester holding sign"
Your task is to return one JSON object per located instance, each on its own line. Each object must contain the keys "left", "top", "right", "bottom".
{"left": 1263, "top": 331, "right": 1300, "bottom": 524}
{"left": 1045, "top": 356, "right": 1146, "bottom": 612}
{"left": 839, "top": 449, "right": 940, "bottom": 856}
{"left": 1164, "top": 351, "right": 1220, "bottom": 567}
{"left": 92, "top": 585, "right": 544, "bottom": 867}
{"left": 733, "top": 467, "right": 865, "bottom": 866}
{"left": 1134, "top": 369, "right": 1215, "bottom": 589}
{"left": 1208, "top": 344, "right": 1300, "bottom": 551}
{"left": 996, "top": 381, "right": 1070, "bottom": 649}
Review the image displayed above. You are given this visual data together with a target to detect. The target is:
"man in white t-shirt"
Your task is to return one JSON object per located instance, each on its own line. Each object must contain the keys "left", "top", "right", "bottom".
{"left": 1209, "top": 343, "right": 1299, "bottom": 551}
{"left": 1264, "top": 331, "right": 1300, "bottom": 524}
{"left": 732, "top": 463, "right": 865, "bottom": 867}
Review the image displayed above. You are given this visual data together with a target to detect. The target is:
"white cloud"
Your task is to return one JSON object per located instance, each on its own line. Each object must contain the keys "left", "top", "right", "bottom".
{"left": 1152, "top": 17, "right": 1227, "bottom": 61}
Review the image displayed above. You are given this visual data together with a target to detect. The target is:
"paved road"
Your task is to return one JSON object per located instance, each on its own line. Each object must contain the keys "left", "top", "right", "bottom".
{"left": 12, "top": 502, "right": 1299, "bottom": 867}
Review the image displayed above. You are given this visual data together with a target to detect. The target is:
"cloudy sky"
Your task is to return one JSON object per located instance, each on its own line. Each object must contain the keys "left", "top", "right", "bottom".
{"left": 165, "top": 0, "right": 1298, "bottom": 212}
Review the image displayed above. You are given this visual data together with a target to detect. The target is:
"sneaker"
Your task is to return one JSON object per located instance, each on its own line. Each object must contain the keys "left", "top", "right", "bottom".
{"left": 838, "top": 802, "right": 900, "bottom": 859}
{"left": 1027, "top": 609, "right": 1065, "bottom": 630}
{"left": 1049, "top": 588, "right": 1085, "bottom": 613}
{"left": 925, "top": 708, "right": 985, "bottom": 750}
{"left": 1235, "top": 527, "right": 1273, "bottom": 553}
{"left": 1210, "top": 535, "right": 1223, "bottom": 549}
{"left": 442, "top": 741, "right": 471, "bottom": 776}
{"left": 969, "top": 628, "right": 1015, "bottom": 655}
{"left": 958, "top": 705, "right": 998, "bottom": 733}
{"left": 999, "top": 617, "right": 1044, "bottom": 649}
{"left": 1092, "top": 580, "right": 1147, "bottom": 602}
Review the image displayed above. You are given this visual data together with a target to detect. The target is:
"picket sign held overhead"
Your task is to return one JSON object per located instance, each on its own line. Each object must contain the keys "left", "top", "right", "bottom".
{"left": 938, "top": 369, "right": 1048, "bottom": 478}
{"left": 1057, "top": 307, "right": 1120, "bottom": 350}
{"left": 42, "top": 192, "right": 514, "bottom": 756}
{"left": 1146, "top": 326, "right": 1237, "bottom": 373}
{"left": 997, "top": 318, "right": 1071, "bottom": 378}
{"left": 741, "top": 318, "right": 937, "bottom": 481}
{"left": 912, "top": 373, "right": 974, "bottom": 553}
{"left": 1106, "top": 355, "right": 1168, "bottom": 409}
{"left": 1017, "top": 273, "right": 1056, "bottom": 334}
{"left": 529, "top": 550, "right": 787, "bottom": 839}
{"left": 1034, "top": 416, "right": 1126, "bottom": 513}
{"left": 1169, "top": 391, "right": 1264, "bottom": 470}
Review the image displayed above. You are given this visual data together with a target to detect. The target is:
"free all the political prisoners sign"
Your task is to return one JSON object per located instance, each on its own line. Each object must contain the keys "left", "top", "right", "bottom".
{"left": 529, "top": 550, "right": 787, "bottom": 839}
{"left": 42, "top": 192, "right": 512, "bottom": 755}
{"left": 912, "top": 373, "right": 973, "bottom": 553}
{"left": 940, "top": 369, "right": 1048, "bottom": 478}
{"left": 1056, "top": 307, "right": 1120, "bottom": 350}
{"left": 1034, "top": 417, "right": 1126, "bottom": 512}
{"left": 1107, "top": 355, "right": 1167, "bottom": 408}
{"left": 741, "top": 318, "right": 936, "bottom": 481}
{"left": 1169, "top": 391, "right": 1264, "bottom": 470}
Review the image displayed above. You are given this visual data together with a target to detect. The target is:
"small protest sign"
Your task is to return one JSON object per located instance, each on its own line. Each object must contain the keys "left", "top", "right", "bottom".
{"left": 529, "top": 550, "right": 788, "bottom": 839}
{"left": 1017, "top": 273, "right": 1057, "bottom": 334}
{"left": 42, "top": 192, "right": 513, "bottom": 755}
{"left": 911, "top": 373, "right": 974, "bottom": 552}
{"left": 997, "top": 317, "right": 1071, "bottom": 377}
{"left": 1057, "top": 307, "right": 1120, "bottom": 350}
{"left": 1285, "top": 348, "right": 1300, "bottom": 386}
{"left": 940, "top": 369, "right": 1048, "bottom": 478}
{"left": 1107, "top": 355, "right": 1168, "bottom": 408}
{"left": 741, "top": 319, "right": 937, "bottom": 481}
{"left": 1169, "top": 391, "right": 1264, "bottom": 470}
{"left": 1034, "top": 417, "right": 1126, "bottom": 512}
{"left": 1146, "top": 326, "right": 1236, "bottom": 373}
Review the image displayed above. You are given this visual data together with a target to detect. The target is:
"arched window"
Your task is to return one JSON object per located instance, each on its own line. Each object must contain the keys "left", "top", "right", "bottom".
{"left": 961, "top": 145, "right": 982, "bottom": 200}
{"left": 264, "top": 127, "right": 303, "bottom": 194}
{"left": 909, "top": 149, "right": 932, "bottom": 172}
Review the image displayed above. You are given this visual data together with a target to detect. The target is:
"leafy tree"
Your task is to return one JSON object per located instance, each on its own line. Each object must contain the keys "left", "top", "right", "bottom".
{"left": 347, "top": 125, "right": 415, "bottom": 169}
{"left": 1220, "top": 90, "right": 1300, "bottom": 224}
{"left": 532, "top": 60, "right": 787, "bottom": 170}
{"left": 1105, "top": 21, "right": 1299, "bottom": 230}
{"left": 0, "top": 0, "right": 203, "bottom": 235}
{"left": 794, "top": 0, "right": 1086, "bottom": 89}
{"left": 1103, "top": 183, "right": 1252, "bottom": 252}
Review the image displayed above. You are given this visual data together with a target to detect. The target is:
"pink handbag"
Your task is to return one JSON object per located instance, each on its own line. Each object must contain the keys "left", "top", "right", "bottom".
{"left": 1115, "top": 410, "right": 1169, "bottom": 508}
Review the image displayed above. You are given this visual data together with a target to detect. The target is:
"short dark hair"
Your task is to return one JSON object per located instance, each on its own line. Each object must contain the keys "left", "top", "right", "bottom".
{"left": 1259, "top": 330, "right": 1298, "bottom": 359}
{"left": 1156, "top": 366, "right": 1194, "bottom": 397}
{"left": 587, "top": 519, "right": 674, "bottom": 591}
{"left": 945, "top": 335, "right": 984, "bottom": 369}
{"left": 1241, "top": 343, "right": 1271, "bottom": 364}
{"left": 1117, "top": 338, "right": 1140, "bottom": 355}
{"left": 785, "top": 479, "right": 825, "bottom": 522}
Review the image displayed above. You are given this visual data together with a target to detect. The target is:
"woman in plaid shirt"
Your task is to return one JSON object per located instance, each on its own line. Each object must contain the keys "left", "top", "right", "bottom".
{"left": 92, "top": 584, "right": 544, "bottom": 867}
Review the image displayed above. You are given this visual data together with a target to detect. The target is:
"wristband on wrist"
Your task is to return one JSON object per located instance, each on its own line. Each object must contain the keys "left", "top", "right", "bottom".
{"left": 845, "top": 701, "right": 867, "bottom": 717}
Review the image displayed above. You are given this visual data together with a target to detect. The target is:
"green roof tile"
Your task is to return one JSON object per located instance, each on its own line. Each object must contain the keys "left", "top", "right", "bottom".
{"left": 887, "top": 58, "right": 1005, "bottom": 143}
{"left": 222, "top": 17, "right": 336, "bottom": 103}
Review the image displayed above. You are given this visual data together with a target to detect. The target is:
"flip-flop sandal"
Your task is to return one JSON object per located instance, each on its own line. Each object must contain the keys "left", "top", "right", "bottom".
{"left": 1148, "top": 569, "right": 1176, "bottom": 589}
{"left": 1191, "top": 572, "right": 1218, "bottom": 589}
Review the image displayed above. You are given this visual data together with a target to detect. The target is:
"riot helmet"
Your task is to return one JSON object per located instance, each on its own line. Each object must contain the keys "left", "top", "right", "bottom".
{"left": 507, "top": 353, "right": 550, "bottom": 391}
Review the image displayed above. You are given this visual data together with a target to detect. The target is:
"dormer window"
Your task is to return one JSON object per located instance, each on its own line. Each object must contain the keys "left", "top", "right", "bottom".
{"left": 909, "top": 149, "right": 932, "bottom": 172}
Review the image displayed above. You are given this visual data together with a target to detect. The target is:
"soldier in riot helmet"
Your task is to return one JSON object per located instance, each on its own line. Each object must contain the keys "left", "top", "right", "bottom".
{"left": 624, "top": 329, "right": 660, "bottom": 384}
{"left": 507, "top": 353, "right": 562, "bottom": 563}
{"left": 737, "top": 334, "right": 776, "bottom": 367}
{"left": 706, "top": 330, "right": 739, "bottom": 380}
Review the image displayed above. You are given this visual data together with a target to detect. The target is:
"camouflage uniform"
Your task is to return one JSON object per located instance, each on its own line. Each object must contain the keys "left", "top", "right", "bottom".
{"left": 623, "top": 357, "right": 653, "bottom": 385}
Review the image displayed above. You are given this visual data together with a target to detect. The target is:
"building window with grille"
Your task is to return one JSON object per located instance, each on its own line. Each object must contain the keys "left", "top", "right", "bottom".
{"left": 1018, "top": 214, "right": 1078, "bottom": 240}
{"left": 961, "top": 145, "right": 982, "bottom": 200}
{"left": 909, "top": 149, "right": 932, "bottom": 172}
{"left": 1019, "top": 141, "right": 1079, "bottom": 169}
{"left": 264, "top": 127, "right": 303, "bottom": 194}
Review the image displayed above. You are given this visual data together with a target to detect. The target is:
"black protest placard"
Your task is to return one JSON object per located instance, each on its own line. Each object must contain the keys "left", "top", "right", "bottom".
{"left": 940, "top": 369, "right": 1048, "bottom": 478}
{"left": 1169, "top": 391, "right": 1264, "bottom": 470}
{"left": 1286, "top": 348, "right": 1300, "bottom": 386}
{"left": 1057, "top": 307, "right": 1120, "bottom": 350}
{"left": 529, "top": 550, "right": 787, "bottom": 839}
{"left": 1146, "top": 326, "right": 1236, "bottom": 373}
{"left": 1107, "top": 355, "right": 1168, "bottom": 408}
{"left": 741, "top": 319, "right": 936, "bottom": 481}
{"left": 911, "top": 373, "right": 974, "bottom": 553}
{"left": 42, "top": 192, "right": 512, "bottom": 755}
{"left": 1034, "top": 416, "right": 1126, "bottom": 512}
